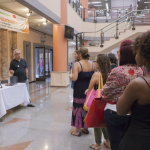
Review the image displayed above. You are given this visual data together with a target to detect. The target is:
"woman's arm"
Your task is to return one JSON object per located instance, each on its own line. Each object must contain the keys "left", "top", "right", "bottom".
{"left": 69, "top": 63, "right": 79, "bottom": 81}
{"left": 70, "top": 68, "right": 73, "bottom": 74}
{"left": 85, "top": 72, "right": 98, "bottom": 95}
{"left": 116, "top": 79, "right": 139, "bottom": 116}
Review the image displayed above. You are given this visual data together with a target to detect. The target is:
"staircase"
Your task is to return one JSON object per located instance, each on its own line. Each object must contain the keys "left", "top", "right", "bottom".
{"left": 76, "top": 9, "right": 150, "bottom": 59}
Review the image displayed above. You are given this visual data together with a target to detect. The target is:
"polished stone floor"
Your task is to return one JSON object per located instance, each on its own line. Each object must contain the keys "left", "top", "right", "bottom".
{"left": 0, "top": 80, "right": 110, "bottom": 150}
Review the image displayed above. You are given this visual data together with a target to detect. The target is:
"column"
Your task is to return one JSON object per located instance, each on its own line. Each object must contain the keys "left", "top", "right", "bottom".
{"left": 51, "top": 0, "right": 69, "bottom": 86}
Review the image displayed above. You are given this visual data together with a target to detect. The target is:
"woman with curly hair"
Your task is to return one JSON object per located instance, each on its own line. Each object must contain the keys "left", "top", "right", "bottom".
{"left": 117, "top": 31, "right": 150, "bottom": 150}
{"left": 102, "top": 40, "right": 143, "bottom": 150}
{"left": 85, "top": 54, "right": 111, "bottom": 150}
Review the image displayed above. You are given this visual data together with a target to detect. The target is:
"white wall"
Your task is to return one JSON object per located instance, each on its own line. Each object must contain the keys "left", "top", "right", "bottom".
{"left": 68, "top": 45, "right": 76, "bottom": 67}
{"left": 38, "top": 0, "right": 61, "bottom": 18}
{"left": 67, "top": 3, "right": 83, "bottom": 32}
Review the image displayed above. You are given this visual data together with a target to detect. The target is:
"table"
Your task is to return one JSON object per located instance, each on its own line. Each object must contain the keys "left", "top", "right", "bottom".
{"left": 0, "top": 83, "right": 30, "bottom": 119}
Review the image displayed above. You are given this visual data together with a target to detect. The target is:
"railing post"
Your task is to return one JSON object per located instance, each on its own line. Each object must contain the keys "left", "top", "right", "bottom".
{"left": 119, "top": 9, "right": 121, "bottom": 18}
{"left": 115, "top": 20, "right": 119, "bottom": 39}
{"left": 82, "top": 33, "right": 84, "bottom": 47}
{"left": 117, "top": 9, "right": 118, "bottom": 19}
{"left": 100, "top": 30, "right": 104, "bottom": 47}
{"left": 73, "top": 0, "right": 74, "bottom": 8}
{"left": 83, "top": 8, "right": 85, "bottom": 21}
{"left": 132, "top": 16, "right": 135, "bottom": 30}
{"left": 78, "top": 4, "right": 81, "bottom": 15}
{"left": 106, "top": 10, "right": 108, "bottom": 22}
{"left": 125, "top": 9, "right": 128, "bottom": 19}
{"left": 93, "top": 10, "right": 97, "bottom": 23}
{"left": 76, "top": 34, "right": 78, "bottom": 50}
{"left": 76, "top": 0, "right": 77, "bottom": 12}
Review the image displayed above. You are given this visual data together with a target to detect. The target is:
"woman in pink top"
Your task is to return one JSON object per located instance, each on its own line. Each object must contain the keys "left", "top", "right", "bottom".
{"left": 39, "top": 58, "right": 43, "bottom": 75}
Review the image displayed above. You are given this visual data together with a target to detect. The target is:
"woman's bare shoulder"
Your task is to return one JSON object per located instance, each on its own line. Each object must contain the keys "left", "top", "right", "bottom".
{"left": 92, "top": 72, "right": 99, "bottom": 78}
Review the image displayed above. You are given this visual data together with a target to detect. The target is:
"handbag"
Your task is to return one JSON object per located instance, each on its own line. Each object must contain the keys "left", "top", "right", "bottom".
{"left": 84, "top": 97, "right": 106, "bottom": 128}
{"left": 84, "top": 72, "right": 106, "bottom": 128}
{"left": 83, "top": 72, "right": 103, "bottom": 111}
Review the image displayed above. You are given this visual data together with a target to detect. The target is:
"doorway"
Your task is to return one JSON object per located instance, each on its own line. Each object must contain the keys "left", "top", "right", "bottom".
{"left": 35, "top": 47, "right": 45, "bottom": 81}
{"left": 45, "top": 49, "right": 53, "bottom": 78}
{"left": 35, "top": 47, "right": 53, "bottom": 81}
{"left": 23, "top": 41, "right": 31, "bottom": 82}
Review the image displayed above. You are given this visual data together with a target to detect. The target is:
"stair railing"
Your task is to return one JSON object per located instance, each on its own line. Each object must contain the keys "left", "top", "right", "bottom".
{"left": 76, "top": 9, "right": 150, "bottom": 49}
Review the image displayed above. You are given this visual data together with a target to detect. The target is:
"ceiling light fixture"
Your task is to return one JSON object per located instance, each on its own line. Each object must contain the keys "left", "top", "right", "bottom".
{"left": 71, "top": 42, "right": 76, "bottom": 45}
{"left": 43, "top": 20, "right": 48, "bottom": 25}
{"left": 106, "top": 3, "right": 109, "bottom": 10}
{"left": 26, "top": 10, "right": 32, "bottom": 16}
{"left": 88, "top": 2, "right": 101, "bottom": 4}
{"left": 144, "top": 2, "right": 150, "bottom": 3}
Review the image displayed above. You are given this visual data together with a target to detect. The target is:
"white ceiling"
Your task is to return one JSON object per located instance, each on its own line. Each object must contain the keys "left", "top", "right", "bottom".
{"left": 0, "top": 0, "right": 53, "bottom": 36}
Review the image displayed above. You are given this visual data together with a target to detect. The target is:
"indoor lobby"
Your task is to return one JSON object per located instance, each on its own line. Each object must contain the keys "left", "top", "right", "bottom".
{"left": 0, "top": 0, "right": 150, "bottom": 150}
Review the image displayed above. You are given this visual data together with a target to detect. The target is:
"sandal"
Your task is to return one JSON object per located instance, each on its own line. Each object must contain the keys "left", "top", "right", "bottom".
{"left": 103, "top": 141, "right": 111, "bottom": 149}
{"left": 89, "top": 144, "right": 101, "bottom": 150}
{"left": 71, "top": 130, "right": 82, "bottom": 137}
{"left": 82, "top": 129, "right": 89, "bottom": 134}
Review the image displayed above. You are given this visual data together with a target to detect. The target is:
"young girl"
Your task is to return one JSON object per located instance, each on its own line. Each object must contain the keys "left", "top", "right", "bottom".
{"left": 85, "top": 54, "right": 111, "bottom": 150}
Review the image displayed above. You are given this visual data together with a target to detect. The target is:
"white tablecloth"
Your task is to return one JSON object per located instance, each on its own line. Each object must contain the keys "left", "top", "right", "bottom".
{"left": 0, "top": 83, "right": 30, "bottom": 118}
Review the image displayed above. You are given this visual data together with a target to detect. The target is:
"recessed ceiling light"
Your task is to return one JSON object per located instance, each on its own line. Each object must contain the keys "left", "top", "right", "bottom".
{"left": 26, "top": 13, "right": 30, "bottom": 16}
{"left": 26, "top": 10, "right": 32, "bottom": 16}
{"left": 88, "top": 2, "right": 101, "bottom": 4}
{"left": 43, "top": 20, "right": 48, "bottom": 25}
{"left": 106, "top": 3, "right": 109, "bottom": 10}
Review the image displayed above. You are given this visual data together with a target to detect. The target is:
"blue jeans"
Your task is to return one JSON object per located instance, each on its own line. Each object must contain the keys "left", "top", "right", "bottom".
{"left": 104, "top": 109, "right": 130, "bottom": 150}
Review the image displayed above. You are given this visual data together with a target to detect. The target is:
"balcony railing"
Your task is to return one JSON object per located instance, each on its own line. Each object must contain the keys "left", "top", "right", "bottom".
{"left": 68, "top": 0, "right": 136, "bottom": 23}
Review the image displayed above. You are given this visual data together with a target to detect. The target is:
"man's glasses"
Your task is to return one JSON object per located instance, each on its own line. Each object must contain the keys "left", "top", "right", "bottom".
{"left": 15, "top": 53, "right": 21, "bottom": 55}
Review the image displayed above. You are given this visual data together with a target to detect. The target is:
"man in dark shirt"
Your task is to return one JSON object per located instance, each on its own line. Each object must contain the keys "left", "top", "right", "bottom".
{"left": 9, "top": 49, "right": 35, "bottom": 107}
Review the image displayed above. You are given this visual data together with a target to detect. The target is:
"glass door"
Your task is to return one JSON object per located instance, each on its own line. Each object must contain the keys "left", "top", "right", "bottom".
{"left": 45, "top": 49, "right": 53, "bottom": 78}
{"left": 35, "top": 47, "right": 46, "bottom": 81}
{"left": 45, "top": 49, "right": 49, "bottom": 77}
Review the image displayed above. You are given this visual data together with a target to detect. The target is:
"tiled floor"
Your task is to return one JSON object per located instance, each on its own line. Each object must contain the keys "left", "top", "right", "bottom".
{"left": 0, "top": 80, "right": 110, "bottom": 150}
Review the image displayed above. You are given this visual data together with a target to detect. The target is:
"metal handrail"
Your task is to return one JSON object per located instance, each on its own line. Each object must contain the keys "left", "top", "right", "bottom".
{"left": 79, "top": 10, "right": 149, "bottom": 34}
{"left": 76, "top": 9, "right": 150, "bottom": 49}
{"left": 103, "top": 18, "right": 130, "bottom": 33}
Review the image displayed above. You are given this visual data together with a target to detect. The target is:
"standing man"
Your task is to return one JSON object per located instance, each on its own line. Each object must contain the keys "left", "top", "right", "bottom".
{"left": 9, "top": 49, "right": 35, "bottom": 107}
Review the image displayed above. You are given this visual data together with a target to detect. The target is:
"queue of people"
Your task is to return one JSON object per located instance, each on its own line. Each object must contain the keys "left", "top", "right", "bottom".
{"left": 69, "top": 31, "right": 150, "bottom": 150}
